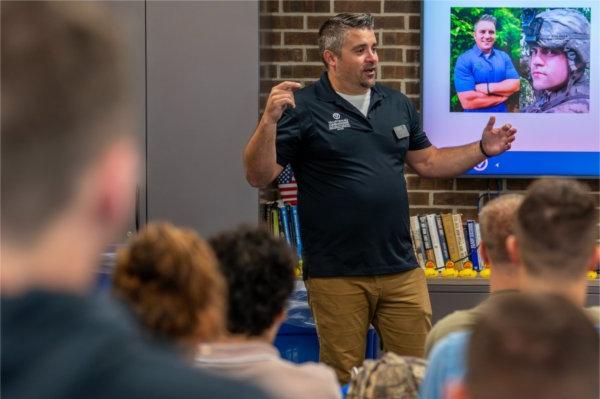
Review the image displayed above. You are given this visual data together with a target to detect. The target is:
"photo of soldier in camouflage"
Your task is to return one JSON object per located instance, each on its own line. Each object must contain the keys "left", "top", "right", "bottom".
{"left": 520, "top": 8, "right": 590, "bottom": 113}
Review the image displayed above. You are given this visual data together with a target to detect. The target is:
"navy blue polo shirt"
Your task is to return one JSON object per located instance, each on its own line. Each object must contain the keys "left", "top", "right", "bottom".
{"left": 276, "top": 72, "right": 431, "bottom": 278}
{"left": 454, "top": 45, "right": 519, "bottom": 112}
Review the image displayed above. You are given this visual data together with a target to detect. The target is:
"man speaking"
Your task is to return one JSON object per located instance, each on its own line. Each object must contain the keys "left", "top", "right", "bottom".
{"left": 244, "top": 13, "right": 516, "bottom": 383}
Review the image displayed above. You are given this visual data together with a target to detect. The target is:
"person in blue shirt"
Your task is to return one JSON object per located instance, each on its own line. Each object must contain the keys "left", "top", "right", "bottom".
{"left": 454, "top": 14, "right": 520, "bottom": 112}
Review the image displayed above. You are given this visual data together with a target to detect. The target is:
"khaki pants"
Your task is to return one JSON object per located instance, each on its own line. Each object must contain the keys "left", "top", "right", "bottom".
{"left": 305, "top": 268, "right": 432, "bottom": 384}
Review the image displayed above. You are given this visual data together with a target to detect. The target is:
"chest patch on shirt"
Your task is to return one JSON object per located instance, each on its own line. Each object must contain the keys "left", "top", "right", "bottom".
{"left": 393, "top": 124, "right": 409, "bottom": 139}
{"left": 328, "top": 112, "right": 351, "bottom": 131}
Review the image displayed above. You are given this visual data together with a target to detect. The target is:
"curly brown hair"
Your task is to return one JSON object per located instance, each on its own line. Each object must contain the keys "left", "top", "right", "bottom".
{"left": 113, "top": 222, "right": 226, "bottom": 351}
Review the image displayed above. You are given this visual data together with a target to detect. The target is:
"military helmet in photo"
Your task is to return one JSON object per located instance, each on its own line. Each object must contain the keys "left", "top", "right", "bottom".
{"left": 524, "top": 8, "right": 590, "bottom": 72}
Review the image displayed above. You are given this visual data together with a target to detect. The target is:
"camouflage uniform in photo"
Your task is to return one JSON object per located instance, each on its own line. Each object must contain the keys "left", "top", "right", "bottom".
{"left": 346, "top": 353, "right": 427, "bottom": 399}
{"left": 522, "top": 9, "right": 590, "bottom": 113}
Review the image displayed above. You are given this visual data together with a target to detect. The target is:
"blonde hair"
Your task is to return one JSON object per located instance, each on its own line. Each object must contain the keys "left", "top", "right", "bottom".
{"left": 478, "top": 194, "right": 524, "bottom": 265}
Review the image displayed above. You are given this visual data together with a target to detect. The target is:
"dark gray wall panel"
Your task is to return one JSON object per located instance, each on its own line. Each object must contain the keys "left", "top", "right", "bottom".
{"left": 146, "top": 1, "right": 259, "bottom": 235}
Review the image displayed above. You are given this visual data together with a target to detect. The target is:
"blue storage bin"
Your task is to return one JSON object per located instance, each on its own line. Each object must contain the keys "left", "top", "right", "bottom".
{"left": 275, "top": 323, "right": 321, "bottom": 363}
{"left": 275, "top": 284, "right": 380, "bottom": 363}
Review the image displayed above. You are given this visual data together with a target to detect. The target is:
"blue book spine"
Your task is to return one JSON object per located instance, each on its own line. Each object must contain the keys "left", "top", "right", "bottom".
{"left": 290, "top": 205, "right": 303, "bottom": 261}
{"left": 466, "top": 220, "right": 479, "bottom": 270}
{"left": 285, "top": 204, "right": 296, "bottom": 246}
{"left": 277, "top": 200, "right": 292, "bottom": 246}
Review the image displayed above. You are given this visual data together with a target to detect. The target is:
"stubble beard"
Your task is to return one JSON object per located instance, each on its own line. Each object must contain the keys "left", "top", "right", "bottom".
{"left": 360, "top": 69, "right": 377, "bottom": 88}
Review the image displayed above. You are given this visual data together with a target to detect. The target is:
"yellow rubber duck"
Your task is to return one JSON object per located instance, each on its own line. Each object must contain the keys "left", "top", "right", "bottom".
{"left": 424, "top": 260, "right": 439, "bottom": 278}
{"left": 476, "top": 261, "right": 492, "bottom": 278}
{"left": 459, "top": 260, "right": 478, "bottom": 278}
{"left": 294, "top": 260, "right": 303, "bottom": 278}
{"left": 441, "top": 260, "right": 458, "bottom": 278}
{"left": 587, "top": 270, "right": 598, "bottom": 280}
{"left": 479, "top": 266, "right": 491, "bottom": 278}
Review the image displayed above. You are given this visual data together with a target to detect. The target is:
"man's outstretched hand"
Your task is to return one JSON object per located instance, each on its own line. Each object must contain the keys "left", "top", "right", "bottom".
{"left": 481, "top": 116, "right": 517, "bottom": 157}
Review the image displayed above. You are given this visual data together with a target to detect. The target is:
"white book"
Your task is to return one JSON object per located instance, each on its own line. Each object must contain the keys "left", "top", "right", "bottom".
{"left": 475, "top": 222, "right": 483, "bottom": 271}
{"left": 410, "top": 216, "right": 426, "bottom": 268}
{"left": 453, "top": 213, "right": 469, "bottom": 263}
{"left": 426, "top": 214, "right": 445, "bottom": 269}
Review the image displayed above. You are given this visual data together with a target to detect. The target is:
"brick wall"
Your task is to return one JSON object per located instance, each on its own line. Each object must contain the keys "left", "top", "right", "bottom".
{"left": 259, "top": 0, "right": 599, "bottom": 219}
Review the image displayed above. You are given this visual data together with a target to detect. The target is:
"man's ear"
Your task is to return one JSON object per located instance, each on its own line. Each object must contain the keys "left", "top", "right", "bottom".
{"left": 274, "top": 308, "right": 287, "bottom": 324}
{"left": 506, "top": 235, "right": 520, "bottom": 266}
{"left": 94, "top": 137, "right": 140, "bottom": 233}
{"left": 479, "top": 242, "right": 490, "bottom": 266}
{"left": 445, "top": 380, "right": 471, "bottom": 399}
{"left": 323, "top": 50, "right": 337, "bottom": 69}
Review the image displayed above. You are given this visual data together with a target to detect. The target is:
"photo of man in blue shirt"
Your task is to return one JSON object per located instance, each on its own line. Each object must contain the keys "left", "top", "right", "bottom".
{"left": 454, "top": 15, "right": 520, "bottom": 112}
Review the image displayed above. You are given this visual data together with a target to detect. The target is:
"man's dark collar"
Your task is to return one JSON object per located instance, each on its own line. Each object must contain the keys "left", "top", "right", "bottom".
{"left": 315, "top": 71, "right": 385, "bottom": 103}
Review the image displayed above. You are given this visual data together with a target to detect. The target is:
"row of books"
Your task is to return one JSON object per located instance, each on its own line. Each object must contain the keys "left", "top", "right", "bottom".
{"left": 261, "top": 200, "right": 303, "bottom": 265}
{"left": 410, "top": 213, "right": 485, "bottom": 271}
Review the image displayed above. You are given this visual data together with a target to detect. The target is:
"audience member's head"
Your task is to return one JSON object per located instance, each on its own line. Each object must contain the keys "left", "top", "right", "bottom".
{"left": 453, "top": 293, "right": 599, "bottom": 399}
{"left": 508, "top": 179, "right": 597, "bottom": 302}
{"left": 113, "top": 223, "right": 226, "bottom": 352}
{"left": 478, "top": 194, "right": 523, "bottom": 269}
{"left": 2, "top": 1, "right": 138, "bottom": 293}
{"left": 209, "top": 225, "right": 296, "bottom": 339}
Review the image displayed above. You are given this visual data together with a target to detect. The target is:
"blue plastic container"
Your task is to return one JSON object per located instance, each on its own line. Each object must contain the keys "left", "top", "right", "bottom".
{"left": 274, "top": 286, "right": 380, "bottom": 363}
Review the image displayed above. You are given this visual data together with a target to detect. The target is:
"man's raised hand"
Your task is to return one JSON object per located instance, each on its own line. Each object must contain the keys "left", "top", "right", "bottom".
{"left": 481, "top": 116, "right": 517, "bottom": 157}
{"left": 262, "top": 81, "right": 302, "bottom": 125}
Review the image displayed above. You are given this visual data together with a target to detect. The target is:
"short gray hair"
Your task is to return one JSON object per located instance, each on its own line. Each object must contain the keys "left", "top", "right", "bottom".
{"left": 318, "top": 13, "right": 375, "bottom": 67}
{"left": 475, "top": 14, "right": 496, "bottom": 30}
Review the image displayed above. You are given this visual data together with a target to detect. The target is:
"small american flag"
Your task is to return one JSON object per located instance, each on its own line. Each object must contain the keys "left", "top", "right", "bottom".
{"left": 276, "top": 164, "right": 298, "bottom": 205}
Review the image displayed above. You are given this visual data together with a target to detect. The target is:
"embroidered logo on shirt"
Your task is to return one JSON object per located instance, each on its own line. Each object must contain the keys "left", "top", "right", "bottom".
{"left": 328, "top": 112, "right": 350, "bottom": 131}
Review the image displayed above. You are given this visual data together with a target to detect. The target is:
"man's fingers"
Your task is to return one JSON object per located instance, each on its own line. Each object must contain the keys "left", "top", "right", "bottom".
{"left": 485, "top": 116, "right": 496, "bottom": 130}
{"left": 273, "top": 98, "right": 295, "bottom": 108}
{"left": 270, "top": 92, "right": 294, "bottom": 102}
{"left": 500, "top": 127, "right": 517, "bottom": 138}
{"left": 495, "top": 126, "right": 517, "bottom": 137}
{"left": 271, "top": 97, "right": 295, "bottom": 110}
{"left": 270, "top": 93, "right": 295, "bottom": 108}
{"left": 268, "top": 84, "right": 299, "bottom": 110}
{"left": 273, "top": 81, "right": 302, "bottom": 92}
